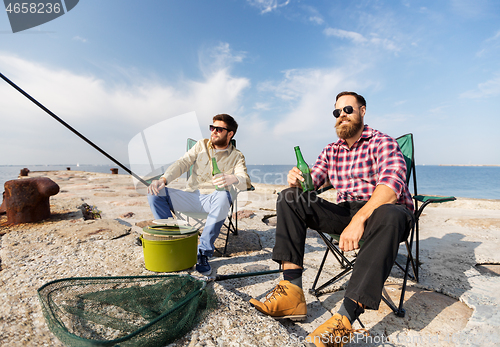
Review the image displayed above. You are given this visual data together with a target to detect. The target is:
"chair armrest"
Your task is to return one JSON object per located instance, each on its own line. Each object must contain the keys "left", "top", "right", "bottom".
{"left": 143, "top": 174, "right": 163, "bottom": 185}
{"left": 413, "top": 195, "right": 456, "bottom": 220}
{"left": 414, "top": 195, "right": 456, "bottom": 204}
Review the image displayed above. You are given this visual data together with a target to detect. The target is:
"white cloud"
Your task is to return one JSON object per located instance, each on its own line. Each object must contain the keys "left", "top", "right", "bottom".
{"left": 485, "top": 30, "right": 500, "bottom": 42}
{"left": 450, "top": 0, "right": 492, "bottom": 19}
{"left": 369, "top": 35, "right": 400, "bottom": 52}
{"left": 72, "top": 36, "right": 87, "bottom": 43}
{"left": 309, "top": 16, "right": 324, "bottom": 25}
{"left": 246, "top": 0, "right": 290, "bottom": 14}
{"left": 0, "top": 49, "right": 249, "bottom": 165}
{"left": 476, "top": 30, "right": 500, "bottom": 57}
{"left": 324, "top": 27, "right": 400, "bottom": 53}
{"left": 198, "top": 42, "right": 246, "bottom": 77}
{"left": 253, "top": 102, "right": 272, "bottom": 110}
{"left": 460, "top": 75, "right": 500, "bottom": 99}
{"left": 260, "top": 68, "right": 356, "bottom": 136}
{"left": 301, "top": 5, "right": 324, "bottom": 25}
{"left": 232, "top": 65, "right": 371, "bottom": 164}
{"left": 429, "top": 105, "right": 451, "bottom": 117}
{"left": 324, "top": 28, "right": 367, "bottom": 44}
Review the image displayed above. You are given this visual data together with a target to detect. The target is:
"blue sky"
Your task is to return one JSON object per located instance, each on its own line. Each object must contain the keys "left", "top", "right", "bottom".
{"left": 1, "top": 0, "right": 500, "bottom": 168}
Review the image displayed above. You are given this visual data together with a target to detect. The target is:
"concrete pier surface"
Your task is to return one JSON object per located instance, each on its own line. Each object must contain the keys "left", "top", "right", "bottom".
{"left": 1, "top": 170, "right": 499, "bottom": 346}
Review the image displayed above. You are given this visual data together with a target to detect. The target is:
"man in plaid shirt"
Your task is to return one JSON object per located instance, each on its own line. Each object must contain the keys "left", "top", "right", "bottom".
{"left": 250, "top": 92, "right": 415, "bottom": 346}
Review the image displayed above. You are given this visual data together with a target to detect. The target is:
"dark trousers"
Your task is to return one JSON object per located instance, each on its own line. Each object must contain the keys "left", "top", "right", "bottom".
{"left": 272, "top": 187, "right": 414, "bottom": 309}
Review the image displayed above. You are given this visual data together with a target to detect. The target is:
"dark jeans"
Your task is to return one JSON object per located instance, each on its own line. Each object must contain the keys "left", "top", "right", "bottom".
{"left": 272, "top": 187, "right": 414, "bottom": 309}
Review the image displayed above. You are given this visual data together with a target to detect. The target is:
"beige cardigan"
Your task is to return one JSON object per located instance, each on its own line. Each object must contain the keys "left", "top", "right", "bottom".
{"left": 161, "top": 139, "right": 251, "bottom": 193}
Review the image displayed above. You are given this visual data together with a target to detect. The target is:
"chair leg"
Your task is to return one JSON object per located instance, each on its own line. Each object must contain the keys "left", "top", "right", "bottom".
{"left": 380, "top": 295, "right": 400, "bottom": 316}
{"left": 309, "top": 237, "right": 346, "bottom": 295}
{"left": 382, "top": 224, "right": 417, "bottom": 317}
{"left": 394, "top": 226, "right": 417, "bottom": 317}
{"left": 394, "top": 250, "right": 412, "bottom": 318}
{"left": 233, "top": 198, "right": 238, "bottom": 236}
{"left": 222, "top": 223, "right": 231, "bottom": 256}
{"left": 415, "top": 220, "right": 420, "bottom": 282}
{"left": 214, "top": 221, "right": 232, "bottom": 257}
{"left": 384, "top": 241, "right": 414, "bottom": 318}
{"left": 215, "top": 202, "right": 237, "bottom": 257}
{"left": 310, "top": 232, "right": 356, "bottom": 296}
{"left": 310, "top": 248, "right": 329, "bottom": 295}
{"left": 405, "top": 225, "right": 418, "bottom": 283}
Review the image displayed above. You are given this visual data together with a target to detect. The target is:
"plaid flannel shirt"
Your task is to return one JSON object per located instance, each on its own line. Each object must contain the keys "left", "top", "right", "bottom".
{"left": 311, "top": 125, "right": 414, "bottom": 212}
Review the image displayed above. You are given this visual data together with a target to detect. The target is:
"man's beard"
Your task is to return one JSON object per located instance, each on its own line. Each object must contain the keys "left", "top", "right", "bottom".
{"left": 335, "top": 117, "right": 364, "bottom": 140}
{"left": 211, "top": 133, "right": 228, "bottom": 146}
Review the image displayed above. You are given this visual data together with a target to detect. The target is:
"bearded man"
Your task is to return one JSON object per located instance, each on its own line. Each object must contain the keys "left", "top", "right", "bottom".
{"left": 249, "top": 92, "right": 414, "bottom": 346}
{"left": 147, "top": 114, "right": 250, "bottom": 276}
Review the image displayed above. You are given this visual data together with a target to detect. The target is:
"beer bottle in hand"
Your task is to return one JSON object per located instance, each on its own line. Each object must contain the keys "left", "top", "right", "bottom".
{"left": 211, "top": 157, "right": 224, "bottom": 191}
{"left": 294, "top": 146, "right": 314, "bottom": 192}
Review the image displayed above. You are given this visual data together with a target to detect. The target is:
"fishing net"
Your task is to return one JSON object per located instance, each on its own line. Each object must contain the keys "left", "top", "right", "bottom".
{"left": 37, "top": 274, "right": 217, "bottom": 347}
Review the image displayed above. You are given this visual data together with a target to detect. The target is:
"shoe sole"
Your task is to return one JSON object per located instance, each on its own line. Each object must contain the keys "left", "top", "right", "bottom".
{"left": 196, "top": 268, "right": 212, "bottom": 276}
{"left": 272, "top": 314, "right": 307, "bottom": 321}
{"left": 196, "top": 262, "right": 211, "bottom": 276}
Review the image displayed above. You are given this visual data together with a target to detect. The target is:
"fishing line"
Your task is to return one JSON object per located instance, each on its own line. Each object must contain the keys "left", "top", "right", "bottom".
{"left": 0, "top": 71, "right": 149, "bottom": 186}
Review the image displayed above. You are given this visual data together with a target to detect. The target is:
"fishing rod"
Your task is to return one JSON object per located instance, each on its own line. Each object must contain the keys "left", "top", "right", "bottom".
{"left": 206, "top": 268, "right": 281, "bottom": 282}
{"left": 0, "top": 72, "right": 149, "bottom": 186}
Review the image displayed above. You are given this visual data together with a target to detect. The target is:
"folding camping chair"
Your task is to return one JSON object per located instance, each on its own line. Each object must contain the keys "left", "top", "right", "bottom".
{"left": 178, "top": 138, "right": 254, "bottom": 256}
{"left": 309, "top": 133, "right": 456, "bottom": 317}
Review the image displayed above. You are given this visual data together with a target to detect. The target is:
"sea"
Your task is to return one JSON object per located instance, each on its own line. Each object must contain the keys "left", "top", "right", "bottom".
{"left": 1, "top": 164, "right": 499, "bottom": 200}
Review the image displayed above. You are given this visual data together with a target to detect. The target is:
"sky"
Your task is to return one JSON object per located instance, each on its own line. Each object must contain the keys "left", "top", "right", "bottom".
{"left": 1, "top": 0, "right": 500, "bottom": 169}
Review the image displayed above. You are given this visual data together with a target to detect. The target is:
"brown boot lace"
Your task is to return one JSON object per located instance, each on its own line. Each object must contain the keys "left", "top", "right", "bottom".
{"left": 320, "top": 317, "right": 369, "bottom": 347}
{"left": 264, "top": 283, "right": 289, "bottom": 303}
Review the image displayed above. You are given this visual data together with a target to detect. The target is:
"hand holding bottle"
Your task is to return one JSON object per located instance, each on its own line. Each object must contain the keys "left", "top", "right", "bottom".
{"left": 213, "top": 173, "right": 238, "bottom": 188}
{"left": 287, "top": 167, "right": 304, "bottom": 187}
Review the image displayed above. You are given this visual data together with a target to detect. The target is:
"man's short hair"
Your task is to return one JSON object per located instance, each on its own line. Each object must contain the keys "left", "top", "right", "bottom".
{"left": 336, "top": 91, "right": 366, "bottom": 108}
{"left": 213, "top": 114, "right": 238, "bottom": 136}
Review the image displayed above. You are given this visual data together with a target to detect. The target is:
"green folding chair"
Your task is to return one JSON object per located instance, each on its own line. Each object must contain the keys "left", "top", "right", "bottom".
{"left": 309, "top": 133, "right": 456, "bottom": 317}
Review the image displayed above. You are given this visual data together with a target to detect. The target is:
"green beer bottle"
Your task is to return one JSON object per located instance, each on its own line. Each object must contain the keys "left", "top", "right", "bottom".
{"left": 294, "top": 146, "right": 314, "bottom": 192}
{"left": 211, "top": 157, "right": 224, "bottom": 191}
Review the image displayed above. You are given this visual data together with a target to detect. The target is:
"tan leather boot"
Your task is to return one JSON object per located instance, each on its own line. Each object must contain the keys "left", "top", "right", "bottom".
{"left": 305, "top": 313, "right": 367, "bottom": 347}
{"left": 249, "top": 280, "right": 307, "bottom": 321}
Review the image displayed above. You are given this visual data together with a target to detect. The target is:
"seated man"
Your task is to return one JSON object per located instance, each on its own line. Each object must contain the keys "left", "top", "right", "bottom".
{"left": 249, "top": 92, "right": 414, "bottom": 346}
{"left": 147, "top": 114, "right": 250, "bottom": 276}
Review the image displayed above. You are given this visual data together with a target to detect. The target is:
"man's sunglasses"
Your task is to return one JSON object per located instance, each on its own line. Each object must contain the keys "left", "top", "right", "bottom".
{"left": 333, "top": 105, "right": 354, "bottom": 118}
{"left": 209, "top": 125, "right": 229, "bottom": 133}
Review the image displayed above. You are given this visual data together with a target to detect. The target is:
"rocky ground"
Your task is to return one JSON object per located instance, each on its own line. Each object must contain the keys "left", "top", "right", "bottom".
{"left": 1, "top": 170, "right": 500, "bottom": 346}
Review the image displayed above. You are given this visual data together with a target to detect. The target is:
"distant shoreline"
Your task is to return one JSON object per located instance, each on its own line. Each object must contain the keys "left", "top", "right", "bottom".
{"left": 438, "top": 164, "right": 500, "bottom": 167}
{"left": 2, "top": 163, "right": 500, "bottom": 168}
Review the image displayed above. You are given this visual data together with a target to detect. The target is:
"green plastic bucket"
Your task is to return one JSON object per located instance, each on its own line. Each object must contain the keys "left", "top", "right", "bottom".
{"left": 141, "top": 225, "right": 199, "bottom": 272}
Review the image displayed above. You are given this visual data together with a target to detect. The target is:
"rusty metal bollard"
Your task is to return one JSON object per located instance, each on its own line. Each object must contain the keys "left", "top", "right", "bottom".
{"left": 4, "top": 177, "right": 60, "bottom": 224}
{"left": 0, "top": 192, "right": 6, "bottom": 215}
{"left": 19, "top": 168, "right": 30, "bottom": 176}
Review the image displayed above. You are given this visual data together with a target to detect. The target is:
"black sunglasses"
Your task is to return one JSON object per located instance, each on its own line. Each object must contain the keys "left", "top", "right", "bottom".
{"left": 333, "top": 105, "right": 354, "bottom": 118}
{"left": 209, "top": 125, "right": 229, "bottom": 133}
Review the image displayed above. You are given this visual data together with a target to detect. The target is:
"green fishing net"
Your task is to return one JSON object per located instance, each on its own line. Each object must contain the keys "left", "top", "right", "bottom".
{"left": 37, "top": 274, "right": 217, "bottom": 347}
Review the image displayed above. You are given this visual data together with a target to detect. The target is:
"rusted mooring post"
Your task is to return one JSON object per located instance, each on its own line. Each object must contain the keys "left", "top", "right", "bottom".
{"left": 19, "top": 168, "right": 30, "bottom": 176}
{"left": 4, "top": 177, "right": 60, "bottom": 224}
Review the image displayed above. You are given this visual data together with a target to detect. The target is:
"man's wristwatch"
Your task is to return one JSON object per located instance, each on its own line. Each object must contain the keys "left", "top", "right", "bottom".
{"left": 160, "top": 177, "right": 167, "bottom": 185}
